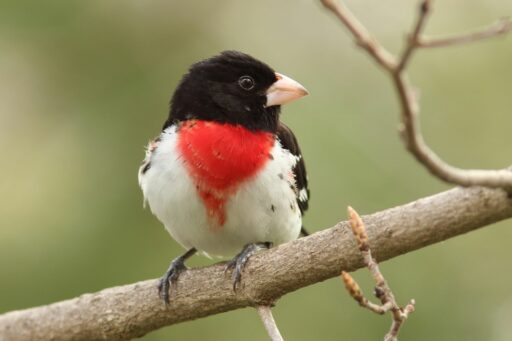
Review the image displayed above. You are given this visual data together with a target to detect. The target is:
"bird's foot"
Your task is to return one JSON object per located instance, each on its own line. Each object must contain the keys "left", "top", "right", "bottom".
{"left": 224, "top": 242, "right": 272, "bottom": 292}
{"left": 158, "top": 248, "right": 196, "bottom": 305}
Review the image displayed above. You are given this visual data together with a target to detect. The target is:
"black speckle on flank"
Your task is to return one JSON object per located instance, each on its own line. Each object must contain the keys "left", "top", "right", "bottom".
{"left": 271, "top": 204, "right": 275, "bottom": 212}
{"left": 278, "top": 173, "right": 284, "bottom": 180}
{"left": 141, "top": 162, "right": 151, "bottom": 174}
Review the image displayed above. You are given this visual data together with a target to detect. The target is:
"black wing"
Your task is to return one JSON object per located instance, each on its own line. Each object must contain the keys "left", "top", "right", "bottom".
{"left": 276, "top": 122, "right": 310, "bottom": 215}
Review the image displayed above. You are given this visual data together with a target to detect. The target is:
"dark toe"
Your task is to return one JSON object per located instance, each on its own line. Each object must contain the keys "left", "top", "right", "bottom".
{"left": 158, "top": 261, "right": 187, "bottom": 304}
{"left": 226, "top": 242, "right": 272, "bottom": 292}
{"left": 158, "top": 277, "right": 171, "bottom": 304}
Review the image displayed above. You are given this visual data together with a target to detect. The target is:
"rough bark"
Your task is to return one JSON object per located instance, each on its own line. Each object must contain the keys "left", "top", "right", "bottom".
{"left": 1, "top": 186, "right": 511, "bottom": 341}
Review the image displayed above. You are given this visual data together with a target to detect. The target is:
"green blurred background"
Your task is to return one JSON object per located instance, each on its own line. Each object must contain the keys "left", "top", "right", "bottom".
{"left": 1, "top": 0, "right": 511, "bottom": 340}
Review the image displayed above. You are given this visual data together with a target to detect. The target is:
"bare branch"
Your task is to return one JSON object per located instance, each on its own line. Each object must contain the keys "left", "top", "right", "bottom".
{"left": 320, "top": 0, "right": 396, "bottom": 71}
{"left": 385, "top": 301, "right": 416, "bottom": 341}
{"left": 418, "top": 17, "right": 512, "bottom": 48}
{"left": 257, "top": 306, "right": 284, "bottom": 341}
{"left": 343, "top": 207, "right": 415, "bottom": 341}
{"left": 397, "top": 0, "right": 431, "bottom": 72}
{"left": 0, "top": 4, "right": 509, "bottom": 341}
{"left": 395, "top": 2, "right": 512, "bottom": 189}
{"left": 341, "top": 271, "right": 391, "bottom": 314}
{"left": 320, "top": 0, "right": 512, "bottom": 190}
{"left": 1, "top": 186, "right": 511, "bottom": 341}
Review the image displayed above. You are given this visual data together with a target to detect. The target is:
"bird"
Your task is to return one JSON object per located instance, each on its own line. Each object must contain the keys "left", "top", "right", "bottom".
{"left": 138, "top": 50, "right": 310, "bottom": 304}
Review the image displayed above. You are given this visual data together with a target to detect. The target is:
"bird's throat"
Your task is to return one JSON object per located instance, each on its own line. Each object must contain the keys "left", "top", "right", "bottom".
{"left": 177, "top": 120, "right": 275, "bottom": 228}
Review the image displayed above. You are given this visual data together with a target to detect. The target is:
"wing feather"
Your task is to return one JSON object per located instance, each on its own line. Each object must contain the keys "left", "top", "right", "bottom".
{"left": 276, "top": 122, "right": 310, "bottom": 215}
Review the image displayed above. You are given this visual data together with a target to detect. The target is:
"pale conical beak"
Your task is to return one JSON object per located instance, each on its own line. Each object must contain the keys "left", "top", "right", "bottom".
{"left": 266, "top": 73, "right": 309, "bottom": 107}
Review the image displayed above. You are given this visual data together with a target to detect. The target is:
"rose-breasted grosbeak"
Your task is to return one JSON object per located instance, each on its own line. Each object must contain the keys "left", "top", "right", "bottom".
{"left": 138, "top": 51, "right": 310, "bottom": 304}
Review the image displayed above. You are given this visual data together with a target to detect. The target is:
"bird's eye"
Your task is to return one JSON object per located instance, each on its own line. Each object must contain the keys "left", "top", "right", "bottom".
{"left": 238, "top": 76, "right": 255, "bottom": 91}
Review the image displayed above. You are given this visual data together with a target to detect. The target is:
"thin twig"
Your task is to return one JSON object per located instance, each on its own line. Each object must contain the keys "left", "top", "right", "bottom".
{"left": 257, "top": 306, "right": 284, "bottom": 341}
{"left": 319, "top": 0, "right": 396, "bottom": 71}
{"left": 418, "top": 17, "right": 512, "bottom": 48}
{"left": 321, "top": 0, "right": 512, "bottom": 190}
{"left": 341, "top": 271, "right": 392, "bottom": 314}
{"left": 342, "top": 207, "right": 415, "bottom": 341}
{"left": 397, "top": 0, "right": 431, "bottom": 72}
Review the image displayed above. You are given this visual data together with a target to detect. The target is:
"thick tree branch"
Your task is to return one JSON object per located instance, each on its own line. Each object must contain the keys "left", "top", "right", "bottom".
{"left": 1, "top": 186, "right": 511, "bottom": 341}
{"left": 321, "top": 0, "right": 512, "bottom": 190}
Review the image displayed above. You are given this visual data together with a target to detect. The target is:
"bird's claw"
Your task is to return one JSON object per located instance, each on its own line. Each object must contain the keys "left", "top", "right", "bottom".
{"left": 224, "top": 242, "right": 272, "bottom": 292}
{"left": 158, "top": 258, "right": 187, "bottom": 305}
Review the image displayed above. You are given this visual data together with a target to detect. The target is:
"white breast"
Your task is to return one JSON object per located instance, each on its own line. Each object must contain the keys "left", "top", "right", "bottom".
{"left": 139, "top": 126, "right": 302, "bottom": 258}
